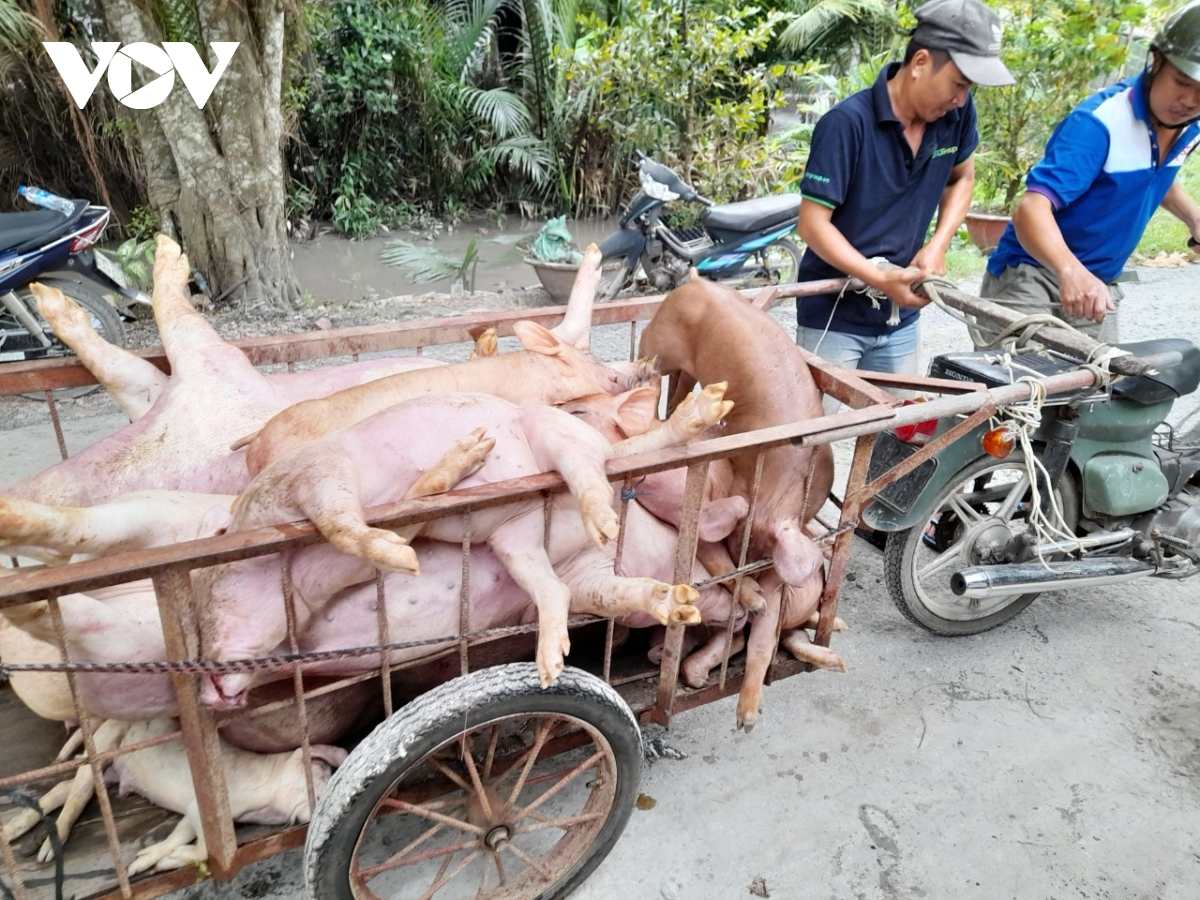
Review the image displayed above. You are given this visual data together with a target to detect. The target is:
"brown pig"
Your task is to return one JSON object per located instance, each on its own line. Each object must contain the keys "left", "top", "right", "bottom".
{"left": 638, "top": 275, "right": 839, "bottom": 730}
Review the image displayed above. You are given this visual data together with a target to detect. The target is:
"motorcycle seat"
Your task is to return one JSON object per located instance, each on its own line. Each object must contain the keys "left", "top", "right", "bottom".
{"left": 702, "top": 194, "right": 801, "bottom": 233}
{"left": 0, "top": 200, "right": 89, "bottom": 255}
{"left": 1111, "top": 338, "right": 1200, "bottom": 404}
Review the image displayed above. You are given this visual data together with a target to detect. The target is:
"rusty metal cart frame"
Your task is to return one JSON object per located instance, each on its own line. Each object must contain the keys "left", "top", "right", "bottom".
{"left": 0, "top": 283, "right": 1122, "bottom": 900}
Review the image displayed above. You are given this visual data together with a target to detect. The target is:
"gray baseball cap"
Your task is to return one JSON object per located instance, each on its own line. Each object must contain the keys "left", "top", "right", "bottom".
{"left": 912, "top": 0, "right": 1015, "bottom": 87}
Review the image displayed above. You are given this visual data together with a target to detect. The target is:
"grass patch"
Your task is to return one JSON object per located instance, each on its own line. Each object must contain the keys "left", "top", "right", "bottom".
{"left": 1134, "top": 164, "right": 1200, "bottom": 260}
{"left": 945, "top": 246, "right": 989, "bottom": 281}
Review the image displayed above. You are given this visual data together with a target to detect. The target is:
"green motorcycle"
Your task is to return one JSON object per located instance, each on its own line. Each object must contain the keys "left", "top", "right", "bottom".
{"left": 862, "top": 338, "right": 1200, "bottom": 636}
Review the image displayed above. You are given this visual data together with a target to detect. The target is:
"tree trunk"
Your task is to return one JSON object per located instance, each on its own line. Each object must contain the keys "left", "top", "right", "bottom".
{"left": 99, "top": 0, "right": 297, "bottom": 311}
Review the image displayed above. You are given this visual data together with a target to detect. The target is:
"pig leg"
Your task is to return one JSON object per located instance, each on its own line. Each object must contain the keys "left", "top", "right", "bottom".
{"left": 148, "top": 236, "right": 262, "bottom": 384}
{"left": 0, "top": 491, "right": 233, "bottom": 559}
{"left": 735, "top": 590, "right": 783, "bottom": 733}
{"left": 567, "top": 569, "right": 701, "bottom": 626}
{"left": 30, "top": 284, "right": 167, "bottom": 419}
{"left": 801, "top": 610, "right": 847, "bottom": 633}
{"left": 696, "top": 541, "right": 766, "bottom": 614}
{"left": 488, "top": 516, "right": 572, "bottom": 687}
{"left": 521, "top": 409, "right": 619, "bottom": 547}
{"left": 1, "top": 779, "right": 73, "bottom": 843}
{"left": 780, "top": 629, "right": 847, "bottom": 672}
{"left": 646, "top": 625, "right": 702, "bottom": 666}
{"left": 609, "top": 381, "right": 733, "bottom": 457}
{"left": 681, "top": 627, "right": 746, "bottom": 689}
{"left": 126, "top": 812, "right": 199, "bottom": 875}
{"left": 549, "top": 245, "right": 602, "bottom": 351}
{"left": 37, "top": 719, "right": 128, "bottom": 861}
{"left": 300, "top": 430, "right": 495, "bottom": 574}
{"left": 469, "top": 327, "right": 498, "bottom": 360}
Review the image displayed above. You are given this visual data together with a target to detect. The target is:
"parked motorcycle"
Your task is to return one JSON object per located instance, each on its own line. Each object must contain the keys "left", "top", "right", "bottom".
{"left": 595, "top": 154, "right": 803, "bottom": 300}
{"left": 0, "top": 187, "right": 145, "bottom": 365}
{"left": 862, "top": 338, "right": 1200, "bottom": 635}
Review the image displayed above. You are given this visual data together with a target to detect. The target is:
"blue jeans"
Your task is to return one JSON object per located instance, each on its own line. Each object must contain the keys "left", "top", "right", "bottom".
{"left": 796, "top": 319, "right": 920, "bottom": 413}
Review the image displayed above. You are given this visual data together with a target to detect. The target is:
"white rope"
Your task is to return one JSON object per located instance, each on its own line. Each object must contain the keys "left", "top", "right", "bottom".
{"left": 987, "top": 375, "right": 1082, "bottom": 571}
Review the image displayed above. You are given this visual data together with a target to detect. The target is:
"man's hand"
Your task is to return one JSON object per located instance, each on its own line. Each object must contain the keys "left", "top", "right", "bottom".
{"left": 910, "top": 243, "right": 948, "bottom": 278}
{"left": 874, "top": 265, "right": 929, "bottom": 310}
{"left": 1058, "top": 263, "right": 1114, "bottom": 323}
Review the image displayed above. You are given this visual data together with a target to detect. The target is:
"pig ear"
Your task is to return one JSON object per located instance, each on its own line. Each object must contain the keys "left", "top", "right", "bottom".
{"left": 199, "top": 503, "right": 234, "bottom": 537}
{"left": 615, "top": 386, "right": 662, "bottom": 437}
{"left": 513, "top": 320, "right": 568, "bottom": 357}
{"left": 305, "top": 745, "right": 349, "bottom": 768}
{"left": 772, "top": 521, "right": 825, "bottom": 588}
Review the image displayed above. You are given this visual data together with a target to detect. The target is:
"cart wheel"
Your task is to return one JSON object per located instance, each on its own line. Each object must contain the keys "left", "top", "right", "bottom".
{"left": 882, "top": 450, "right": 1079, "bottom": 635}
{"left": 305, "top": 663, "right": 642, "bottom": 899}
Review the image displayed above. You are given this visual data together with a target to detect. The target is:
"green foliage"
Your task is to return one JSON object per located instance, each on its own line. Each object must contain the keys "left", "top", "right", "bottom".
{"left": 381, "top": 235, "right": 481, "bottom": 292}
{"left": 778, "top": 0, "right": 900, "bottom": 68}
{"left": 126, "top": 205, "right": 159, "bottom": 241}
{"left": 972, "top": 1, "right": 1147, "bottom": 212}
{"left": 0, "top": 0, "right": 38, "bottom": 50}
{"left": 98, "top": 238, "right": 156, "bottom": 290}
{"left": 1135, "top": 163, "right": 1200, "bottom": 259}
{"left": 295, "top": 0, "right": 559, "bottom": 236}
{"left": 567, "top": 0, "right": 817, "bottom": 211}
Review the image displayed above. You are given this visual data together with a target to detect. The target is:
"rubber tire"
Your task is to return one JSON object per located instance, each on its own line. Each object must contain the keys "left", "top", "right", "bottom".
{"left": 12, "top": 278, "right": 126, "bottom": 400}
{"left": 304, "top": 663, "right": 643, "bottom": 900}
{"left": 595, "top": 256, "right": 634, "bottom": 302}
{"left": 882, "top": 450, "right": 1079, "bottom": 636}
{"left": 753, "top": 238, "right": 802, "bottom": 287}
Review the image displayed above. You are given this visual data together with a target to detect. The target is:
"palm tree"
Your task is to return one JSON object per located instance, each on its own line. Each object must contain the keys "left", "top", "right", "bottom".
{"left": 778, "top": 0, "right": 899, "bottom": 66}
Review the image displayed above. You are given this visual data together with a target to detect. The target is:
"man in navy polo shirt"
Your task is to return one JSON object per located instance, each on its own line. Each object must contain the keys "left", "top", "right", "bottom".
{"left": 796, "top": 0, "right": 1013, "bottom": 391}
{"left": 977, "top": 1, "right": 1200, "bottom": 346}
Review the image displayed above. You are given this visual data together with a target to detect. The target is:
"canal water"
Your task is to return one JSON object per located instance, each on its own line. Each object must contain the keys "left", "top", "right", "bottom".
{"left": 290, "top": 216, "right": 619, "bottom": 305}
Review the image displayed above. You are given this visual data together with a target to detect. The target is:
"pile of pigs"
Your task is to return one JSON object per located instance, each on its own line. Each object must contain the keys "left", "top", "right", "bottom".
{"left": 0, "top": 237, "right": 846, "bottom": 876}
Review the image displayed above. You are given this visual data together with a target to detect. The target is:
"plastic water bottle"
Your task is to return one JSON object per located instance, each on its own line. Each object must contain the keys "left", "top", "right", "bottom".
{"left": 17, "top": 185, "right": 75, "bottom": 216}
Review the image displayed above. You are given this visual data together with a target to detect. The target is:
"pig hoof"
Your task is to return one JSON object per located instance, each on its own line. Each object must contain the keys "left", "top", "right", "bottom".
{"left": 448, "top": 427, "right": 496, "bottom": 479}
{"left": 537, "top": 633, "right": 570, "bottom": 687}
{"left": 682, "top": 659, "right": 711, "bottom": 689}
{"left": 31, "top": 284, "right": 90, "bottom": 338}
{"left": 361, "top": 529, "right": 420, "bottom": 574}
{"left": 738, "top": 583, "right": 767, "bottom": 614}
{"left": 582, "top": 499, "right": 619, "bottom": 548}
{"left": 668, "top": 584, "right": 700, "bottom": 625}
{"left": 695, "top": 381, "right": 734, "bottom": 426}
{"left": 471, "top": 327, "right": 498, "bottom": 359}
{"left": 735, "top": 696, "right": 762, "bottom": 733}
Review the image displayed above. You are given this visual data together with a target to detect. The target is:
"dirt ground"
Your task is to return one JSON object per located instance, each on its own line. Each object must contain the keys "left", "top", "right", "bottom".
{"left": 2, "top": 264, "right": 1199, "bottom": 900}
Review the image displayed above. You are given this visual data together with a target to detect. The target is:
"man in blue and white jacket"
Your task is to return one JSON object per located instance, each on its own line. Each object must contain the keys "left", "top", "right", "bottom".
{"left": 980, "top": 1, "right": 1200, "bottom": 345}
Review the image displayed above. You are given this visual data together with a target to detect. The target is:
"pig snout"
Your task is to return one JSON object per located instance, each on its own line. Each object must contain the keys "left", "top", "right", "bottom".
{"left": 202, "top": 673, "right": 252, "bottom": 710}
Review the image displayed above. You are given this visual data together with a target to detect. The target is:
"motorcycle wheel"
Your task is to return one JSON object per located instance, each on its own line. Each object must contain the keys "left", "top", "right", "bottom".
{"left": 738, "top": 237, "right": 802, "bottom": 288}
{"left": 595, "top": 255, "right": 635, "bottom": 302}
{"left": 882, "top": 450, "right": 1079, "bottom": 636}
{"left": 8, "top": 278, "right": 127, "bottom": 400}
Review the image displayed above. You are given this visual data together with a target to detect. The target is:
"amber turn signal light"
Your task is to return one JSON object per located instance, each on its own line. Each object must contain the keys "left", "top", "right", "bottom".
{"left": 982, "top": 426, "right": 1014, "bottom": 459}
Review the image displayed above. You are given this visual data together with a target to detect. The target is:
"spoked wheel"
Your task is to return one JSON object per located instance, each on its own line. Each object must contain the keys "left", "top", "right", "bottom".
{"left": 716, "top": 238, "right": 802, "bottom": 290}
{"left": 305, "top": 664, "right": 642, "bottom": 900}
{"left": 882, "top": 450, "right": 1079, "bottom": 636}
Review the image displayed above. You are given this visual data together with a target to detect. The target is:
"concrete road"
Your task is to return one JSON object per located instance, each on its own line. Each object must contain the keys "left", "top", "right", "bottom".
{"left": 2, "top": 265, "right": 1198, "bottom": 900}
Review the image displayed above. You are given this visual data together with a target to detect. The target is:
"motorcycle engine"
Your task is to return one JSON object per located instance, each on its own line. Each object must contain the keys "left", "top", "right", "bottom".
{"left": 644, "top": 254, "right": 692, "bottom": 292}
{"left": 1131, "top": 489, "right": 1200, "bottom": 558}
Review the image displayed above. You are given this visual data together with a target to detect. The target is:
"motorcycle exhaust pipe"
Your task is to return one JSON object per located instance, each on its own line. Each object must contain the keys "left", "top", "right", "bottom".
{"left": 952, "top": 558, "right": 1157, "bottom": 599}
